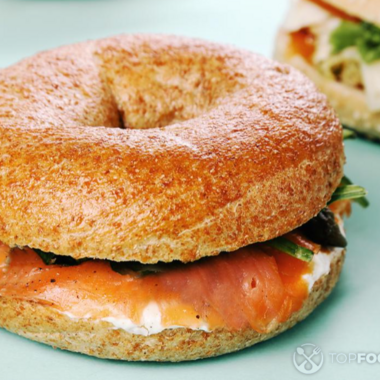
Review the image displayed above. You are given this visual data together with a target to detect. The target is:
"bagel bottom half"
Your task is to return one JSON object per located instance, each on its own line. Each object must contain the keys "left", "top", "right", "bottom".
{"left": 275, "top": 30, "right": 380, "bottom": 139}
{"left": 0, "top": 251, "right": 344, "bottom": 362}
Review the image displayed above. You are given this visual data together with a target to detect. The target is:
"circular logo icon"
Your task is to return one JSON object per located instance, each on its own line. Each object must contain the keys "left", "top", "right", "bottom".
{"left": 293, "top": 343, "right": 324, "bottom": 374}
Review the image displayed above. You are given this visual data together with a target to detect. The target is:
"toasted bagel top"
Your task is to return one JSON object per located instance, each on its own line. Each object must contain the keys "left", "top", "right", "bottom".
{"left": 0, "top": 35, "right": 344, "bottom": 263}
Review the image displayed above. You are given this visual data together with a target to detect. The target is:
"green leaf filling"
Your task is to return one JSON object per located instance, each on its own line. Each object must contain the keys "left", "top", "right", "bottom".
{"left": 330, "top": 21, "right": 380, "bottom": 63}
{"left": 328, "top": 182, "right": 369, "bottom": 206}
{"left": 266, "top": 237, "right": 314, "bottom": 262}
{"left": 34, "top": 249, "right": 56, "bottom": 265}
{"left": 110, "top": 262, "right": 166, "bottom": 277}
{"left": 330, "top": 21, "right": 363, "bottom": 54}
{"left": 34, "top": 249, "right": 89, "bottom": 266}
{"left": 267, "top": 175, "right": 368, "bottom": 261}
{"left": 339, "top": 175, "right": 369, "bottom": 207}
{"left": 342, "top": 128, "right": 356, "bottom": 140}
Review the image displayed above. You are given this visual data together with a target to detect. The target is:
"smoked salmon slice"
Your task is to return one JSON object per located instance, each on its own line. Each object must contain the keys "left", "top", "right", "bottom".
{"left": 0, "top": 234, "right": 318, "bottom": 333}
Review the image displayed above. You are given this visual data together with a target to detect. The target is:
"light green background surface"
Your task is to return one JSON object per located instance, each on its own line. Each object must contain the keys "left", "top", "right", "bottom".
{"left": 0, "top": 1, "right": 379, "bottom": 379}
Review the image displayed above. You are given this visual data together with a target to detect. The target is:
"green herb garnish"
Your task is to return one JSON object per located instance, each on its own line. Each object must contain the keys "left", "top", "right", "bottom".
{"left": 330, "top": 21, "right": 380, "bottom": 63}
{"left": 328, "top": 183, "right": 368, "bottom": 206}
{"left": 34, "top": 249, "right": 56, "bottom": 265}
{"left": 267, "top": 175, "right": 368, "bottom": 262}
{"left": 330, "top": 21, "right": 362, "bottom": 54}
{"left": 338, "top": 175, "right": 369, "bottom": 207}
{"left": 343, "top": 128, "right": 356, "bottom": 140}
{"left": 110, "top": 261, "right": 166, "bottom": 277}
{"left": 267, "top": 237, "right": 314, "bottom": 262}
{"left": 34, "top": 249, "right": 88, "bottom": 266}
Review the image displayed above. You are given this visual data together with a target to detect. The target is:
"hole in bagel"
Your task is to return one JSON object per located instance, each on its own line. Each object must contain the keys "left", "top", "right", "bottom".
{"left": 97, "top": 47, "right": 245, "bottom": 129}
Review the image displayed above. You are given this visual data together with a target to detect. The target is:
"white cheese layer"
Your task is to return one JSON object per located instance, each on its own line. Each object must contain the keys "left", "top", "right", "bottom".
{"left": 303, "top": 215, "right": 345, "bottom": 291}
{"left": 101, "top": 302, "right": 209, "bottom": 337}
{"left": 62, "top": 303, "right": 210, "bottom": 337}
{"left": 303, "top": 246, "right": 344, "bottom": 291}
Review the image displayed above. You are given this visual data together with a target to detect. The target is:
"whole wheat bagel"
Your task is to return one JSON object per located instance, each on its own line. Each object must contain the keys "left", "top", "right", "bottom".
{"left": 0, "top": 35, "right": 344, "bottom": 263}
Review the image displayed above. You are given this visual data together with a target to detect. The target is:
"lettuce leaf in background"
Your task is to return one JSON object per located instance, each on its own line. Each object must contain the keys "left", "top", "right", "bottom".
{"left": 330, "top": 21, "right": 362, "bottom": 54}
{"left": 330, "top": 21, "right": 380, "bottom": 63}
{"left": 357, "top": 22, "right": 380, "bottom": 63}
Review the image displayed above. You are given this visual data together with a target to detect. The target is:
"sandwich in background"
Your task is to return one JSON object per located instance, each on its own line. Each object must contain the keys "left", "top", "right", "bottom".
{"left": 275, "top": 0, "right": 380, "bottom": 138}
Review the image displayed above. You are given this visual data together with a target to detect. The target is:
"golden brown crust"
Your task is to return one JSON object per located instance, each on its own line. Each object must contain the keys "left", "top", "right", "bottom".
{"left": 275, "top": 30, "right": 380, "bottom": 138}
{"left": 0, "top": 251, "right": 345, "bottom": 361}
{"left": 321, "top": 0, "right": 380, "bottom": 27}
{"left": 0, "top": 35, "right": 344, "bottom": 263}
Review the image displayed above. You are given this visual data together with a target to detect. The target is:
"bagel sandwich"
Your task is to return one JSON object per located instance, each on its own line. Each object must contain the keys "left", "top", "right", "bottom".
{"left": 0, "top": 34, "right": 368, "bottom": 362}
{"left": 275, "top": 0, "right": 380, "bottom": 138}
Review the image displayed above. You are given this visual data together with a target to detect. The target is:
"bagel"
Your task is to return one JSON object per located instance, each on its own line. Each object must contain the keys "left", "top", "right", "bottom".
{"left": 0, "top": 34, "right": 344, "bottom": 263}
{"left": 274, "top": 0, "right": 380, "bottom": 138}
{"left": 0, "top": 34, "right": 353, "bottom": 362}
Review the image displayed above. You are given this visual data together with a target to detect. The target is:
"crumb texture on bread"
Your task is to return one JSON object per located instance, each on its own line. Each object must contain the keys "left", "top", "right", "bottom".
{"left": 0, "top": 35, "right": 344, "bottom": 262}
{"left": 0, "top": 251, "right": 344, "bottom": 361}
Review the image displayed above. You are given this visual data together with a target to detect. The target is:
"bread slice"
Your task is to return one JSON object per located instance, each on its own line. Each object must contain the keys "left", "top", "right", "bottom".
{"left": 321, "top": 0, "right": 380, "bottom": 27}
